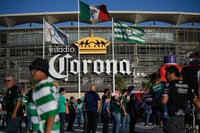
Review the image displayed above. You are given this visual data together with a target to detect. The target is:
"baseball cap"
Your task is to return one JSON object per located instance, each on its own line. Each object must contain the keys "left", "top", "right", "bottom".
{"left": 111, "top": 92, "right": 119, "bottom": 97}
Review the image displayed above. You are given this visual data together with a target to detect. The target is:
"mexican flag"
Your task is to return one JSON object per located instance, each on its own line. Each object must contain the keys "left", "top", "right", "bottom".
{"left": 80, "top": 0, "right": 110, "bottom": 23}
{"left": 114, "top": 21, "right": 145, "bottom": 44}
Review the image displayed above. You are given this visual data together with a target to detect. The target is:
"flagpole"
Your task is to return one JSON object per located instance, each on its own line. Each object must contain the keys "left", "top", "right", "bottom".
{"left": 112, "top": 17, "right": 115, "bottom": 93}
{"left": 78, "top": 0, "right": 81, "bottom": 98}
{"left": 43, "top": 18, "right": 45, "bottom": 59}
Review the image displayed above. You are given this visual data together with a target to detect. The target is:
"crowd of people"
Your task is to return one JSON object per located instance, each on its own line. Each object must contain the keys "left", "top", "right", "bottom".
{"left": 1, "top": 58, "right": 200, "bottom": 133}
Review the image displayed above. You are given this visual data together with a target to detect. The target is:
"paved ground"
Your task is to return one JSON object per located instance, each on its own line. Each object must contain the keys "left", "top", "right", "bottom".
{"left": 0, "top": 119, "right": 164, "bottom": 133}
{"left": 69, "top": 122, "right": 162, "bottom": 133}
{"left": 68, "top": 121, "right": 164, "bottom": 133}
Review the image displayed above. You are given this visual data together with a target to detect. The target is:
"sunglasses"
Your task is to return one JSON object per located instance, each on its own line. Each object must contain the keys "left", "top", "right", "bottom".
{"left": 4, "top": 80, "right": 12, "bottom": 83}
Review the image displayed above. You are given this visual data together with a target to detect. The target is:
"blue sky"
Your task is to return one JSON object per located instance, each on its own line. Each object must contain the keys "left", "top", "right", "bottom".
{"left": 0, "top": 0, "right": 200, "bottom": 27}
{"left": 1, "top": 0, "right": 200, "bottom": 14}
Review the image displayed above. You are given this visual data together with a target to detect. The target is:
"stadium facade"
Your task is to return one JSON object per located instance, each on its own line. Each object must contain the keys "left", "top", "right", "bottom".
{"left": 0, "top": 11, "right": 200, "bottom": 92}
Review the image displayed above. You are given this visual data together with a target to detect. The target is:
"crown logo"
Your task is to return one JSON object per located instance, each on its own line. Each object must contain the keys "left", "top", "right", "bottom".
{"left": 74, "top": 33, "right": 110, "bottom": 54}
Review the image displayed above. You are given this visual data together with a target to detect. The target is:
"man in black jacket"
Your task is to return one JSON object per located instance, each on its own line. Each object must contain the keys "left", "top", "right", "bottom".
{"left": 161, "top": 66, "right": 200, "bottom": 133}
{"left": 84, "top": 84, "right": 100, "bottom": 133}
{"left": 4, "top": 75, "right": 22, "bottom": 133}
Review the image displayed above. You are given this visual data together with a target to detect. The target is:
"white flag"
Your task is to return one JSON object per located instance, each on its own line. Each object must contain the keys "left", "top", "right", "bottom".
{"left": 44, "top": 21, "right": 69, "bottom": 45}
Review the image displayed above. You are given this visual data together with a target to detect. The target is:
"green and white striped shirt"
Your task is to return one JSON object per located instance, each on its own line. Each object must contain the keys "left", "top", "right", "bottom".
{"left": 29, "top": 77, "right": 60, "bottom": 133}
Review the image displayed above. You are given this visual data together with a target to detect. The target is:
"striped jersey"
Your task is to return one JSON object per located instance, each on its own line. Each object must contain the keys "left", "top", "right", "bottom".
{"left": 29, "top": 77, "right": 60, "bottom": 133}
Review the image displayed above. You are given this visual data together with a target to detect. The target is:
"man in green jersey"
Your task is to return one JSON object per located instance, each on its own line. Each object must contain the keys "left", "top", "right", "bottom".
{"left": 59, "top": 87, "right": 67, "bottom": 133}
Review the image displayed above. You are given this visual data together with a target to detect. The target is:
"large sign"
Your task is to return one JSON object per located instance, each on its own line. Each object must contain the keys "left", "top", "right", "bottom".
{"left": 49, "top": 34, "right": 147, "bottom": 81}
{"left": 49, "top": 54, "right": 131, "bottom": 81}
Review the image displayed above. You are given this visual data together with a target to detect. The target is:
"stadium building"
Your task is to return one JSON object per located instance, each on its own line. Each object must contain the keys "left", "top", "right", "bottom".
{"left": 0, "top": 11, "right": 200, "bottom": 93}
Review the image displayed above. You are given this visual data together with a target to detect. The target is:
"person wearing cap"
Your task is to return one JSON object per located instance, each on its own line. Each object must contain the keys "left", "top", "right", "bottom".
{"left": 29, "top": 58, "right": 60, "bottom": 133}
{"left": 110, "top": 92, "right": 121, "bottom": 133}
{"left": 3, "top": 75, "right": 23, "bottom": 133}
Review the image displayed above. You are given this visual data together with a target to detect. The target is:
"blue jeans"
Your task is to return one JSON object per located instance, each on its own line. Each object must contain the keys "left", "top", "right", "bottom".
{"left": 7, "top": 116, "right": 21, "bottom": 133}
{"left": 144, "top": 110, "right": 150, "bottom": 125}
{"left": 111, "top": 112, "right": 121, "bottom": 133}
{"left": 122, "top": 113, "right": 130, "bottom": 132}
{"left": 26, "top": 114, "right": 31, "bottom": 132}
{"left": 163, "top": 104, "right": 168, "bottom": 114}
{"left": 77, "top": 110, "right": 83, "bottom": 126}
{"left": 59, "top": 112, "right": 66, "bottom": 133}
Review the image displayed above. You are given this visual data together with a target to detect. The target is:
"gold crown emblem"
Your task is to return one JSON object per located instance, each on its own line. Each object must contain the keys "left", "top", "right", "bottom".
{"left": 74, "top": 34, "right": 110, "bottom": 54}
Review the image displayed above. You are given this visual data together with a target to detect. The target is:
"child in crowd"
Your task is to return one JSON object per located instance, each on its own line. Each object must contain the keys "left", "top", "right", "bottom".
{"left": 29, "top": 58, "right": 60, "bottom": 133}
{"left": 110, "top": 92, "right": 121, "bottom": 133}
{"left": 77, "top": 98, "right": 83, "bottom": 127}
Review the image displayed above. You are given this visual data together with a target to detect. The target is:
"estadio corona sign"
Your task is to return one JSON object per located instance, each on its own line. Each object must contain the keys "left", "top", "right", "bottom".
{"left": 49, "top": 54, "right": 131, "bottom": 81}
{"left": 49, "top": 35, "right": 146, "bottom": 81}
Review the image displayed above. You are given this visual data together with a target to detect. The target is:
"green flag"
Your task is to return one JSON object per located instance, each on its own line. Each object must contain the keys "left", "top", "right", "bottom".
{"left": 114, "top": 21, "right": 145, "bottom": 44}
